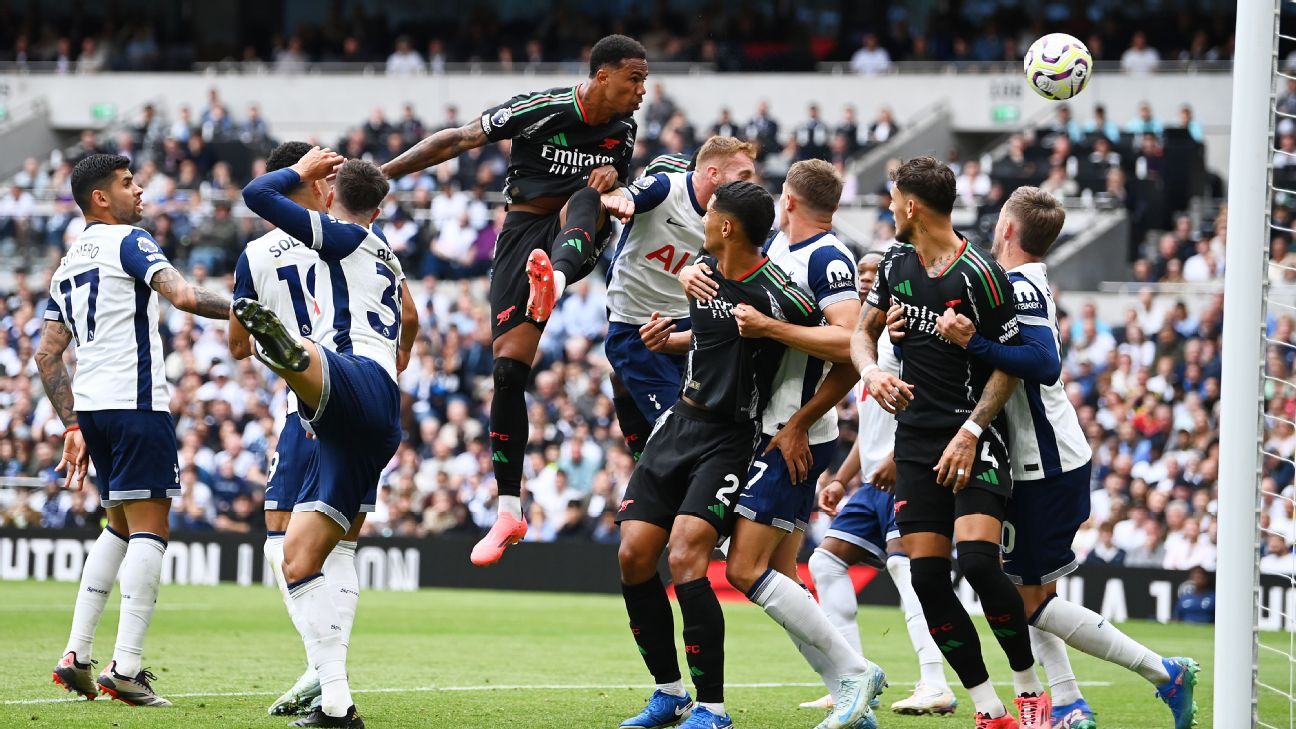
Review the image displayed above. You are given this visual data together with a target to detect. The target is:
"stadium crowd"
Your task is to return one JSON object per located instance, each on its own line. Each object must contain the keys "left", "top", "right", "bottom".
{"left": 0, "top": 2, "right": 1240, "bottom": 74}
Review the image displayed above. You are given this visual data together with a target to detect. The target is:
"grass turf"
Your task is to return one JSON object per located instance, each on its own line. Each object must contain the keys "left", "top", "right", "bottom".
{"left": 0, "top": 581, "right": 1223, "bottom": 728}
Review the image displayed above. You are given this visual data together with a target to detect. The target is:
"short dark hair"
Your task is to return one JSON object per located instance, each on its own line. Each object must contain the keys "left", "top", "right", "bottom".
{"left": 333, "top": 158, "right": 389, "bottom": 215}
{"left": 589, "top": 34, "right": 646, "bottom": 77}
{"left": 712, "top": 181, "right": 774, "bottom": 247}
{"left": 266, "top": 141, "right": 313, "bottom": 193}
{"left": 266, "top": 141, "right": 312, "bottom": 173}
{"left": 891, "top": 156, "right": 956, "bottom": 216}
{"left": 71, "top": 154, "right": 130, "bottom": 212}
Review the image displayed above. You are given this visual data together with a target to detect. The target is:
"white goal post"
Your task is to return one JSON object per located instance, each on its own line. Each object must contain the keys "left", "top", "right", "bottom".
{"left": 1216, "top": 0, "right": 1279, "bottom": 727}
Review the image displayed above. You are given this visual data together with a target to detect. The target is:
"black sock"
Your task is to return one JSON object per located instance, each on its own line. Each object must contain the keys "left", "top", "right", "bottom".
{"left": 910, "top": 556, "right": 990, "bottom": 688}
{"left": 675, "top": 577, "right": 725, "bottom": 704}
{"left": 489, "top": 357, "right": 530, "bottom": 498}
{"left": 549, "top": 187, "right": 601, "bottom": 281}
{"left": 622, "top": 576, "right": 681, "bottom": 684}
{"left": 613, "top": 394, "right": 652, "bottom": 461}
{"left": 958, "top": 540, "right": 1035, "bottom": 672}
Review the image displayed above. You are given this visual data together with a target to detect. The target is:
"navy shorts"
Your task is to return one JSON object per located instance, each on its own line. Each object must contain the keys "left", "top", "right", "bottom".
{"left": 605, "top": 320, "right": 689, "bottom": 422}
{"left": 79, "top": 410, "right": 180, "bottom": 507}
{"left": 825, "top": 485, "right": 901, "bottom": 564}
{"left": 735, "top": 433, "right": 836, "bottom": 533}
{"left": 296, "top": 349, "right": 401, "bottom": 532}
{"left": 1002, "top": 462, "right": 1093, "bottom": 585}
{"left": 265, "top": 415, "right": 378, "bottom": 513}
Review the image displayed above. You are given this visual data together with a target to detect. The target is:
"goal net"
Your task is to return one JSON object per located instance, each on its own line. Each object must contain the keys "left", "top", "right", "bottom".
{"left": 1221, "top": 1, "right": 1289, "bottom": 727}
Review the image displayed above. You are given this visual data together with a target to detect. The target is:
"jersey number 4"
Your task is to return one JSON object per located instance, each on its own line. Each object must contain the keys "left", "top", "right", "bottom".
{"left": 59, "top": 268, "right": 100, "bottom": 344}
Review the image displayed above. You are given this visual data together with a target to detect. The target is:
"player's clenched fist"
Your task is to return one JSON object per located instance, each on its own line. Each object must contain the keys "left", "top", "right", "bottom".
{"left": 863, "top": 366, "right": 914, "bottom": 414}
{"left": 600, "top": 193, "right": 634, "bottom": 223}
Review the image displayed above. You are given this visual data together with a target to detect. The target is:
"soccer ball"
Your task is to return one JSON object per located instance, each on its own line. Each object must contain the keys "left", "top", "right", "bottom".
{"left": 1023, "top": 33, "right": 1092, "bottom": 101}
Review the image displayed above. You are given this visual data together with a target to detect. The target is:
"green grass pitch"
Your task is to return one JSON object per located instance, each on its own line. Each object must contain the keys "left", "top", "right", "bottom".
{"left": 0, "top": 581, "right": 1231, "bottom": 728}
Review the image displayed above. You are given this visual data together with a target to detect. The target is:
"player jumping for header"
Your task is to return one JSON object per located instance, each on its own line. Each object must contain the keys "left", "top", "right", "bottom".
{"left": 382, "top": 35, "right": 645, "bottom": 566}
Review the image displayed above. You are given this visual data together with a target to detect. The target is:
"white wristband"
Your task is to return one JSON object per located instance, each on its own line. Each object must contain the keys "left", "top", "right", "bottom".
{"left": 960, "top": 420, "right": 983, "bottom": 439}
{"left": 861, "top": 363, "right": 879, "bottom": 378}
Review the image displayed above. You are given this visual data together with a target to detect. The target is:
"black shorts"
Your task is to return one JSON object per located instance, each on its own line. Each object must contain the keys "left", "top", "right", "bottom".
{"left": 489, "top": 209, "right": 615, "bottom": 338}
{"left": 893, "top": 423, "right": 1012, "bottom": 538}
{"left": 615, "top": 401, "right": 760, "bottom": 538}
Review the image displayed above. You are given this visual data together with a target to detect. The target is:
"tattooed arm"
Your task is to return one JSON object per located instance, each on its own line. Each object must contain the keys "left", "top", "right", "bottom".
{"left": 851, "top": 304, "right": 913, "bottom": 414}
{"left": 35, "top": 321, "right": 76, "bottom": 427}
{"left": 381, "top": 122, "right": 489, "bottom": 180}
{"left": 35, "top": 321, "right": 89, "bottom": 489}
{"left": 150, "top": 268, "right": 232, "bottom": 320}
{"left": 934, "top": 369, "right": 1019, "bottom": 493}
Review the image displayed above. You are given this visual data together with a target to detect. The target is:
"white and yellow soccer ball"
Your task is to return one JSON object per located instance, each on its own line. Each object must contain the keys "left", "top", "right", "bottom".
{"left": 1024, "top": 33, "right": 1093, "bottom": 101}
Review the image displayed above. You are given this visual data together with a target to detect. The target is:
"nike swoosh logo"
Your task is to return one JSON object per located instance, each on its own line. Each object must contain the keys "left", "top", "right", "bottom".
{"left": 666, "top": 217, "right": 687, "bottom": 228}
{"left": 674, "top": 706, "right": 688, "bottom": 716}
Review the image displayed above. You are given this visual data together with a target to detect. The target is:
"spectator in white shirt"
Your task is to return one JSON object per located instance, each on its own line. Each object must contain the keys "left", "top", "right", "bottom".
{"left": 1261, "top": 535, "right": 1296, "bottom": 575}
{"left": 955, "top": 159, "right": 991, "bottom": 207}
{"left": 850, "top": 33, "right": 891, "bottom": 75}
{"left": 386, "top": 36, "right": 426, "bottom": 76}
{"left": 1120, "top": 31, "right": 1161, "bottom": 75}
{"left": 1183, "top": 239, "right": 1221, "bottom": 282}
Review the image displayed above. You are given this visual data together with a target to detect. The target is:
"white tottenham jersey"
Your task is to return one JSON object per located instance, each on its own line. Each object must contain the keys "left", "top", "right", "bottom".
{"left": 606, "top": 171, "right": 705, "bottom": 325}
{"left": 761, "top": 230, "right": 859, "bottom": 444}
{"left": 1003, "top": 262, "right": 1091, "bottom": 480}
{"left": 243, "top": 168, "right": 406, "bottom": 382}
{"left": 856, "top": 327, "right": 899, "bottom": 480}
{"left": 45, "top": 223, "right": 172, "bottom": 411}
{"left": 233, "top": 229, "right": 332, "bottom": 413}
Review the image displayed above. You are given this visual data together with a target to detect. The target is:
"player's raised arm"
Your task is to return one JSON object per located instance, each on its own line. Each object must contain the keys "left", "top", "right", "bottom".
{"left": 243, "top": 147, "right": 343, "bottom": 244}
{"left": 381, "top": 120, "right": 488, "bottom": 180}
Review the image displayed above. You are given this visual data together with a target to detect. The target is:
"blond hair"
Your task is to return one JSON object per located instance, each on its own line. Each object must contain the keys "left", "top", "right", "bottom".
{"left": 694, "top": 136, "right": 757, "bottom": 169}
{"left": 1003, "top": 186, "right": 1066, "bottom": 256}
{"left": 785, "top": 159, "right": 843, "bottom": 214}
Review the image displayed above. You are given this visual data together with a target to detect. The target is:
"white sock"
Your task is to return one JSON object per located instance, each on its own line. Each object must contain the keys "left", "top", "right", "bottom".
{"left": 810, "top": 549, "right": 862, "bottom": 651}
{"left": 748, "top": 569, "right": 869, "bottom": 678}
{"left": 552, "top": 270, "right": 568, "bottom": 300}
{"left": 265, "top": 534, "right": 292, "bottom": 608}
{"left": 324, "top": 540, "right": 360, "bottom": 649}
{"left": 967, "top": 680, "right": 1006, "bottom": 717}
{"left": 1031, "top": 626, "right": 1082, "bottom": 704}
{"left": 1013, "top": 667, "right": 1044, "bottom": 697}
{"left": 266, "top": 533, "right": 314, "bottom": 674}
{"left": 1034, "top": 596, "right": 1170, "bottom": 684}
{"left": 288, "top": 573, "right": 351, "bottom": 717}
{"left": 655, "top": 680, "right": 686, "bottom": 697}
{"left": 112, "top": 533, "right": 166, "bottom": 677}
{"left": 498, "top": 495, "right": 522, "bottom": 520}
{"left": 788, "top": 629, "right": 840, "bottom": 702}
{"left": 64, "top": 527, "right": 128, "bottom": 662}
{"left": 697, "top": 701, "right": 726, "bottom": 717}
{"left": 886, "top": 553, "right": 950, "bottom": 689}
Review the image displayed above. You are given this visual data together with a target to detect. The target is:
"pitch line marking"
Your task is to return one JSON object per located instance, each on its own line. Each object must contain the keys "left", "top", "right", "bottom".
{"left": 3, "top": 680, "right": 1115, "bottom": 705}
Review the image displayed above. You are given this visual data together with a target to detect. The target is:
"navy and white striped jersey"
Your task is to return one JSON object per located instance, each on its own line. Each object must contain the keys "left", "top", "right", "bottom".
{"left": 995, "top": 263, "right": 1091, "bottom": 480}
{"left": 45, "top": 223, "right": 173, "bottom": 411}
{"left": 606, "top": 171, "right": 705, "bottom": 325}
{"left": 762, "top": 230, "right": 858, "bottom": 445}
{"left": 233, "top": 228, "right": 331, "bottom": 413}
{"left": 243, "top": 169, "right": 406, "bottom": 382}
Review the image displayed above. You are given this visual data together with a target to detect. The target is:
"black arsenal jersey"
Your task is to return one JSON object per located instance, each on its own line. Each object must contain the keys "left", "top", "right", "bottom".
{"left": 867, "top": 238, "right": 1021, "bottom": 431}
{"left": 682, "top": 255, "right": 826, "bottom": 422}
{"left": 480, "top": 86, "right": 636, "bottom": 204}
